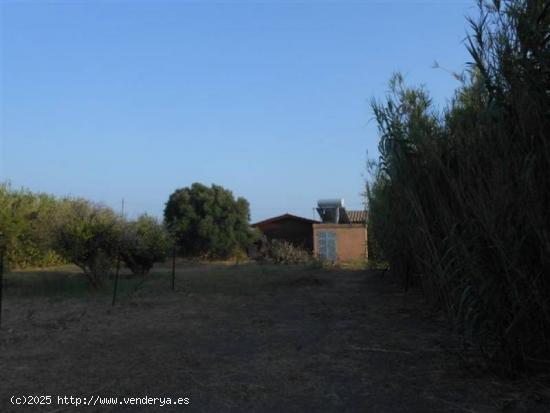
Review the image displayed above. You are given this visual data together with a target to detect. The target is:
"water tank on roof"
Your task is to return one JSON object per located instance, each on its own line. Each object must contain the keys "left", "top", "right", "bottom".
{"left": 317, "top": 198, "right": 346, "bottom": 223}
{"left": 317, "top": 199, "right": 345, "bottom": 209}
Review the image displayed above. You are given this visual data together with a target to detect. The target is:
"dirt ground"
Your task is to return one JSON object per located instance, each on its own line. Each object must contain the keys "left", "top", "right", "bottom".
{"left": 0, "top": 263, "right": 548, "bottom": 413}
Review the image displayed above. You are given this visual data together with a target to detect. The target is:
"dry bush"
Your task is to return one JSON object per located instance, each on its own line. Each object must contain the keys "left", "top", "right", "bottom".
{"left": 256, "top": 239, "right": 312, "bottom": 265}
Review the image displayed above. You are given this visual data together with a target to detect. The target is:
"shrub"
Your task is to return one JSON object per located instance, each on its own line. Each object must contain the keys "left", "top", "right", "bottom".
{"left": 256, "top": 238, "right": 312, "bottom": 265}
{"left": 52, "top": 199, "right": 121, "bottom": 288}
{"left": 120, "top": 214, "right": 170, "bottom": 276}
{"left": 164, "top": 183, "right": 255, "bottom": 259}
{"left": 0, "top": 183, "right": 65, "bottom": 269}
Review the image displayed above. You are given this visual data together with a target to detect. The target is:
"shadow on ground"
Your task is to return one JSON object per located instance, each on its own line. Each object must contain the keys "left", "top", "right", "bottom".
{"left": 0, "top": 263, "right": 547, "bottom": 412}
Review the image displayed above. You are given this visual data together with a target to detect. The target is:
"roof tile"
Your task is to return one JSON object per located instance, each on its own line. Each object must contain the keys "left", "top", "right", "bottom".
{"left": 346, "top": 210, "right": 367, "bottom": 223}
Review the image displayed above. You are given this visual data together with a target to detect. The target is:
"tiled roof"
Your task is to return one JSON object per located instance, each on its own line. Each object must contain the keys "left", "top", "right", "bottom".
{"left": 346, "top": 210, "right": 367, "bottom": 223}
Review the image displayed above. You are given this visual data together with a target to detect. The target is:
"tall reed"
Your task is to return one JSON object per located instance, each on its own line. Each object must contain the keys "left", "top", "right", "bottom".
{"left": 367, "top": 0, "right": 550, "bottom": 375}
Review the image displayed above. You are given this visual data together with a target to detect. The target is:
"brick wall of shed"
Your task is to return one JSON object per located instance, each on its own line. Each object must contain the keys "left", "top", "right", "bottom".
{"left": 313, "top": 223, "right": 367, "bottom": 262}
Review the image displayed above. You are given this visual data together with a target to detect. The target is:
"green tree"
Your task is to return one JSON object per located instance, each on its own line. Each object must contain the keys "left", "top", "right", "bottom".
{"left": 164, "top": 183, "right": 254, "bottom": 258}
{"left": 52, "top": 199, "right": 121, "bottom": 288}
{"left": 0, "top": 183, "right": 64, "bottom": 269}
{"left": 120, "top": 214, "right": 170, "bottom": 276}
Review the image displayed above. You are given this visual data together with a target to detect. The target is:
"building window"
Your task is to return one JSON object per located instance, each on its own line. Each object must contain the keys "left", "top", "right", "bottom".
{"left": 318, "top": 231, "right": 336, "bottom": 260}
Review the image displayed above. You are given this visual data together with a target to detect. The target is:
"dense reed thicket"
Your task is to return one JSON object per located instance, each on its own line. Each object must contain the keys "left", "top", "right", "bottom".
{"left": 367, "top": 0, "right": 550, "bottom": 375}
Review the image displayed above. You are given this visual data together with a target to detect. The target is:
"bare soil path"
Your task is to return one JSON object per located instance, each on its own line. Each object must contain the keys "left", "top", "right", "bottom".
{"left": 0, "top": 264, "right": 547, "bottom": 412}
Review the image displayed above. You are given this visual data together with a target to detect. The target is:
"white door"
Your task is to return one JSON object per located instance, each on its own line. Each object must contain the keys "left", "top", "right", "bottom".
{"left": 318, "top": 231, "right": 336, "bottom": 260}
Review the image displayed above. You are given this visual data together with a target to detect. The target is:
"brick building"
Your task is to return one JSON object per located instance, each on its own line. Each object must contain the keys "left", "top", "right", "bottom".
{"left": 312, "top": 200, "right": 367, "bottom": 262}
{"left": 252, "top": 200, "right": 367, "bottom": 262}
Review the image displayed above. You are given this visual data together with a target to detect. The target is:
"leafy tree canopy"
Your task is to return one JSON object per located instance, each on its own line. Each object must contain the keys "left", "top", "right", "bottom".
{"left": 52, "top": 199, "right": 121, "bottom": 288}
{"left": 164, "top": 183, "right": 254, "bottom": 258}
{"left": 120, "top": 214, "right": 170, "bottom": 276}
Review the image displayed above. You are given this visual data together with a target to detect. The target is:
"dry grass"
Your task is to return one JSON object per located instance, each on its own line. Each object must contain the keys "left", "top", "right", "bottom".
{"left": 0, "top": 263, "right": 548, "bottom": 412}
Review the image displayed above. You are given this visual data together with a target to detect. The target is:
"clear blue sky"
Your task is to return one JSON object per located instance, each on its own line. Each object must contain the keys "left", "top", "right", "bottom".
{"left": 1, "top": 0, "right": 473, "bottom": 222}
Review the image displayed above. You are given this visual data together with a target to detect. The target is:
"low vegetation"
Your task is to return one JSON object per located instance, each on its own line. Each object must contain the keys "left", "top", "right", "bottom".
{"left": 0, "top": 184, "right": 65, "bottom": 268}
{"left": 52, "top": 199, "right": 121, "bottom": 288}
{"left": 256, "top": 238, "right": 313, "bottom": 265}
{"left": 119, "top": 214, "right": 170, "bottom": 276}
{"left": 0, "top": 182, "right": 259, "bottom": 289}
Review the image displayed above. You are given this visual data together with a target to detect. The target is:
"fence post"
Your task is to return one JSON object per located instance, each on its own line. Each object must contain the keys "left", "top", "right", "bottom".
{"left": 171, "top": 244, "right": 176, "bottom": 291}
{"left": 0, "top": 247, "right": 4, "bottom": 329}
{"left": 112, "top": 253, "right": 121, "bottom": 306}
{"left": 112, "top": 199, "right": 124, "bottom": 306}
